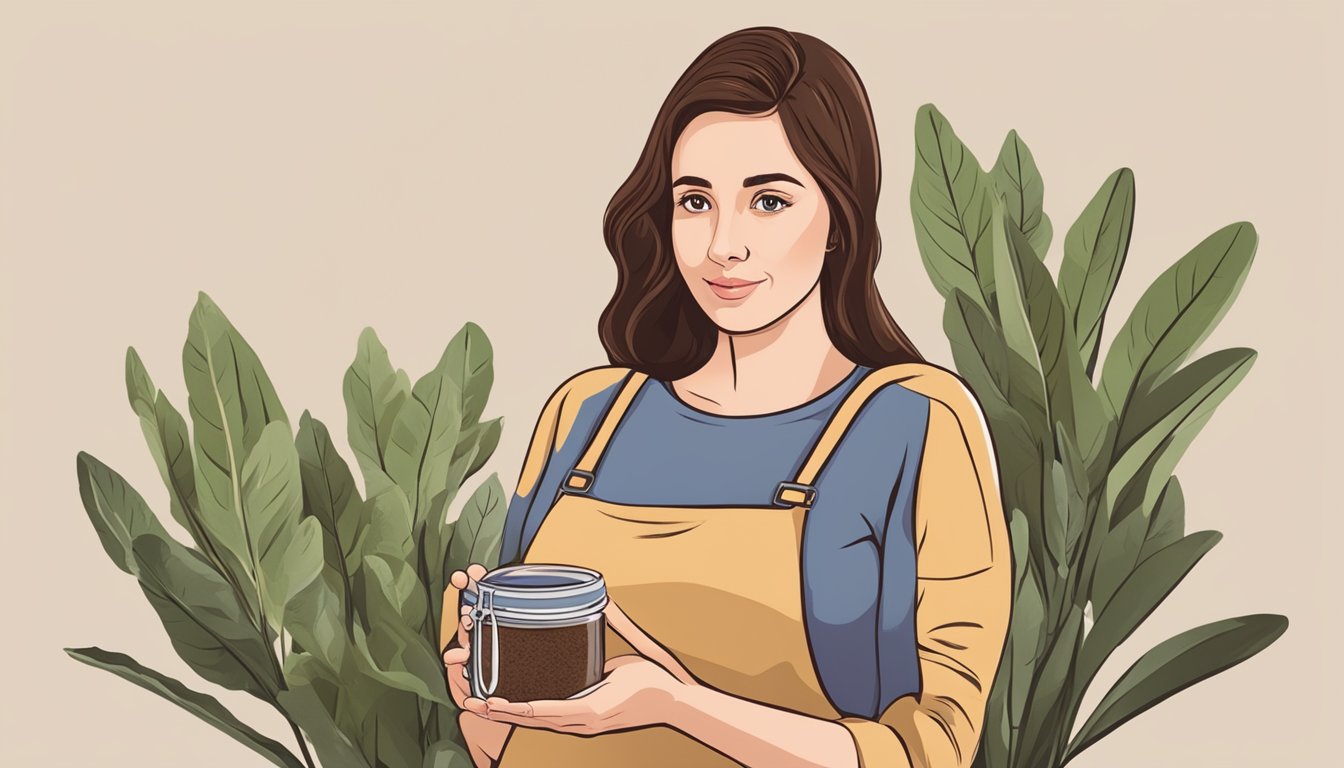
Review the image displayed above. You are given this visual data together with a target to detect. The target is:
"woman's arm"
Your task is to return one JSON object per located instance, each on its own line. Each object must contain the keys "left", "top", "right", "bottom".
{"left": 670, "top": 373, "right": 1011, "bottom": 768}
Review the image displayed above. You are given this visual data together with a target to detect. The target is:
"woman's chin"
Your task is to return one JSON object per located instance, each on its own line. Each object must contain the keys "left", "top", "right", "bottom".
{"left": 705, "top": 306, "right": 780, "bottom": 334}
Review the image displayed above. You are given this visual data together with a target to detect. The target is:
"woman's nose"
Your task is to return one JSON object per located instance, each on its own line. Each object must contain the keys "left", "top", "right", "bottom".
{"left": 708, "top": 211, "right": 749, "bottom": 264}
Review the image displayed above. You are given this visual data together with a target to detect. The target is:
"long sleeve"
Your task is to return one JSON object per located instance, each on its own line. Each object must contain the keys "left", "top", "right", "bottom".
{"left": 837, "top": 373, "right": 1012, "bottom": 768}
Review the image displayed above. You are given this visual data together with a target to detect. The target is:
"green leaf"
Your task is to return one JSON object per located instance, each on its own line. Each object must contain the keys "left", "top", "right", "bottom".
{"left": 286, "top": 558, "right": 349, "bottom": 674}
{"left": 997, "top": 203, "right": 1111, "bottom": 466}
{"left": 1138, "top": 477, "right": 1186, "bottom": 563}
{"left": 75, "top": 452, "right": 172, "bottom": 576}
{"left": 183, "top": 293, "right": 292, "bottom": 613}
{"left": 65, "top": 647, "right": 302, "bottom": 768}
{"left": 296, "top": 411, "right": 364, "bottom": 629}
{"left": 1064, "top": 614, "right": 1288, "bottom": 764}
{"left": 989, "top": 129, "right": 1052, "bottom": 258}
{"left": 357, "top": 487, "right": 416, "bottom": 564}
{"left": 1099, "top": 222, "right": 1256, "bottom": 421}
{"left": 1058, "top": 168, "right": 1135, "bottom": 378}
{"left": 1106, "top": 348, "right": 1255, "bottom": 520}
{"left": 442, "top": 322, "right": 494, "bottom": 429}
{"left": 944, "top": 291, "right": 1042, "bottom": 518}
{"left": 447, "top": 473, "right": 508, "bottom": 573}
{"left": 1009, "top": 553, "right": 1046, "bottom": 726}
{"left": 130, "top": 535, "right": 280, "bottom": 700}
{"left": 911, "top": 103, "right": 998, "bottom": 309}
{"left": 424, "top": 741, "right": 474, "bottom": 768}
{"left": 989, "top": 195, "right": 1050, "bottom": 437}
{"left": 242, "top": 422, "right": 321, "bottom": 632}
{"left": 279, "top": 654, "right": 371, "bottom": 768}
{"left": 1078, "top": 531, "right": 1222, "bottom": 687}
{"left": 344, "top": 328, "right": 412, "bottom": 498}
{"left": 351, "top": 618, "right": 452, "bottom": 706}
{"left": 384, "top": 366, "right": 464, "bottom": 530}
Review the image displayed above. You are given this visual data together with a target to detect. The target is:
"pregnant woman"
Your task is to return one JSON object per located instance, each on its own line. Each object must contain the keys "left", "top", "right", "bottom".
{"left": 440, "top": 26, "right": 1010, "bottom": 768}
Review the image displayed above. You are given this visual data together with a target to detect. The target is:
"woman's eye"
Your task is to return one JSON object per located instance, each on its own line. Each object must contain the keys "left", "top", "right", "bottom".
{"left": 752, "top": 195, "right": 791, "bottom": 213}
{"left": 679, "top": 194, "right": 712, "bottom": 213}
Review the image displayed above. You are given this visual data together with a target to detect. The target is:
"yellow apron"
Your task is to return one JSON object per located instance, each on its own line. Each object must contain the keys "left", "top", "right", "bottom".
{"left": 497, "top": 368, "right": 889, "bottom": 767}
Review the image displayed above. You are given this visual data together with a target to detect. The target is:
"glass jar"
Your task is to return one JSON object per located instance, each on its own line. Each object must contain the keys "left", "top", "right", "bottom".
{"left": 459, "top": 564, "right": 608, "bottom": 702}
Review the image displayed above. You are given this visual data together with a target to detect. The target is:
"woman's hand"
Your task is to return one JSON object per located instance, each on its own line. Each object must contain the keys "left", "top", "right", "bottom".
{"left": 442, "top": 564, "right": 511, "bottom": 767}
{"left": 463, "top": 596, "right": 701, "bottom": 736}
{"left": 464, "top": 654, "right": 682, "bottom": 735}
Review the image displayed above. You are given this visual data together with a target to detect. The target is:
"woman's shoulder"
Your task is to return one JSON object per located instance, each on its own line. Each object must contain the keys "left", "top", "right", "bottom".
{"left": 862, "top": 361, "right": 988, "bottom": 430}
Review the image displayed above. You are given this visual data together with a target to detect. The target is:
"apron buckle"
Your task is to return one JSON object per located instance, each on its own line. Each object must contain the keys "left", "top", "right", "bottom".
{"left": 773, "top": 481, "right": 818, "bottom": 508}
{"left": 564, "top": 469, "right": 596, "bottom": 493}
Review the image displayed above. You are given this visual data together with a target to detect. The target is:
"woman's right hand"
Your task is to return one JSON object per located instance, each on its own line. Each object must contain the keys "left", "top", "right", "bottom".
{"left": 443, "top": 564, "right": 511, "bottom": 766}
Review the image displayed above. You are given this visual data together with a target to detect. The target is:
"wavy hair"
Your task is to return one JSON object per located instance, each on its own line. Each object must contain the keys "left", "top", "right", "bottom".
{"left": 599, "top": 27, "right": 923, "bottom": 380}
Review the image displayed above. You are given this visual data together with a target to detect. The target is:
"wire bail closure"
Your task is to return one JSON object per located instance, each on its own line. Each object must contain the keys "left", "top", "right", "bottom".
{"left": 470, "top": 584, "right": 501, "bottom": 698}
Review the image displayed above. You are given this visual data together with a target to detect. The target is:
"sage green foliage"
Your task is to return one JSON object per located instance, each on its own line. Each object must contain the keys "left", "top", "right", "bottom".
{"left": 68, "top": 292, "right": 504, "bottom": 768}
{"left": 910, "top": 103, "right": 1287, "bottom": 767}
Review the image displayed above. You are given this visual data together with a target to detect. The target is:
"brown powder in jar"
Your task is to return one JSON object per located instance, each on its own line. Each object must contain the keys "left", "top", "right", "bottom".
{"left": 477, "top": 616, "right": 605, "bottom": 701}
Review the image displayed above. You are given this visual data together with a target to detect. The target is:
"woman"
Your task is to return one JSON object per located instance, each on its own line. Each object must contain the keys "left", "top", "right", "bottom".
{"left": 440, "top": 26, "right": 1010, "bottom": 768}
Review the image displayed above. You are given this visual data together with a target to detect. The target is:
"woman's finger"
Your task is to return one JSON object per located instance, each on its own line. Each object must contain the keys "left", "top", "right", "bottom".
{"left": 603, "top": 600, "right": 698, "bottom": 686}
{"left": 456, "top": 604, "right": 474, "bottom": 648}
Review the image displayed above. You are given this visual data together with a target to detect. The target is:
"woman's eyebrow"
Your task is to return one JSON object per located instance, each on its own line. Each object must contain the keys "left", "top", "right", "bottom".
{"left": 672, "top": 175, "right": 712, "bottom": 188}
{"left": 743, "top": 172, "right": 803, "bottom": 188}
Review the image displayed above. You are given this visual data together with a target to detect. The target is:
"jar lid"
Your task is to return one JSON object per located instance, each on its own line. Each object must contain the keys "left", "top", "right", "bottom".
{"left": 461, "top": 564, "right": 608, "bottom": 626}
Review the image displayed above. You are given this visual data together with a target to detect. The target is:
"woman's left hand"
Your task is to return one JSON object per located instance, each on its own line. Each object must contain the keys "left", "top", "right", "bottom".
{"left": 463, "top": 654, "right": 683, "bottom": 735}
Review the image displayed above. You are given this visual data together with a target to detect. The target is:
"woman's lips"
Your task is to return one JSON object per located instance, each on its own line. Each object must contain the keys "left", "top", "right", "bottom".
{"left": 705, "top": 278, "right": 765, "bottom": 300}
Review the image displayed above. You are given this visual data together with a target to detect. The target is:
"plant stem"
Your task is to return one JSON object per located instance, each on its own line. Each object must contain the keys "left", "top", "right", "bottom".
{"left": 287, "top": 718, "right": 318, "bottom": 768}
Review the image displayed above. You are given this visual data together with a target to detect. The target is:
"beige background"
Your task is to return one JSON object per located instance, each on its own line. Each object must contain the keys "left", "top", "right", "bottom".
{"left": 2, "top": 0, "right": 1339, "bottom": 765}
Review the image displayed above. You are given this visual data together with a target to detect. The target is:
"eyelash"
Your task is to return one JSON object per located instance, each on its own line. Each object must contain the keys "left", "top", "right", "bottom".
{"left": 675, "top": 193, "right": 793, "bottom": 214}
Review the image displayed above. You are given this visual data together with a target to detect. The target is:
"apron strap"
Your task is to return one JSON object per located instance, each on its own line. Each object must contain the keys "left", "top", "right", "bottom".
{"left": 776, "top": 366, "right": 909, "bottom": 507}
{"left": 563, "top": 368, "right": 648, "bottom": 493}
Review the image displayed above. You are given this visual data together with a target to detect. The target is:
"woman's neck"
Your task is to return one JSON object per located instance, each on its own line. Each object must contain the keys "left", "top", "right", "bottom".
{"left": 670, "top": 283, "right": 858, "bottom": 416}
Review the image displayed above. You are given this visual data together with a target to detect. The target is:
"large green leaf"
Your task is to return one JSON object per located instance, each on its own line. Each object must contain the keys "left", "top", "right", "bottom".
{"left": 989, "top": 195, "right": 1050, "bottom": 437}
{"left": 911, "top": 103, "right": 998, "bottom": 309}
{"left": 1058, "top": 169, "right": 1135, "bottom": 378}
{"left": 1064, "top": 614, "right": 1288, "bottom": 764}
{"left": 1099, "top": 222, "right": 1256, "bottom": 421}
{"left": 989, "top": 129, "right": 1052, "bottom": 259}
{"left": 1090, "top": 474, "right": 1187, "bottom": 610}
{"left": 944, "top": 290, "right": 1042, "bottom": 520}
{"left": 75, "top": 452, "right": 172, "bottom": 576}
{"left": 1078, "top": 530, "right": 1221, "bottom": 689}
{"left": 130, "top": 535, "right": 280, "bottom": 701}
{"left": 997, "top": 206, "right": 1111, "bottom": 466}
{"left": 125, "top": 350, "right": 257, "bottom": 613}
{"left": 384, "top": 364, "right": 465, "bottom": 530}
{"left": 182, "top": 293, "right": 290, "bottom": 615}
{"left": 65, "top": 647, "right": 303, "bottom": 768}
{"left": 446, "top": 473, "right": 507, "bottom": 573}
{"left": 351, "top": 596, "right": 452, "bottom": 705}
{"left": 242, "top": 422, "right": 322, "bottom": 633}
{"left": 344, "top": 328, "right": 412, "bottom": 498}
{"left": 286, "top": 564, "right": 349, "bottom": 675}
{"left": 296, "top": 411, "right": 364, "bottom": 629}
{"left": 279, "top": 654, "right": 372, "bottom": 768}
{"left": 1138, "top": 476, "right": 1185, "bottom": 563}
{"left": 1106, "top": 348, "right": 1255, "bottom": 520}
{"left": 442, "top": 322, "right": 494, "bottom": 429}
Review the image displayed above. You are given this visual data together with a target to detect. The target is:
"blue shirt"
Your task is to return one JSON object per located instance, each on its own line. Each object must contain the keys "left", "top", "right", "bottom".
{"left": 498, "top": 364, "right": 933, "bottom": 719}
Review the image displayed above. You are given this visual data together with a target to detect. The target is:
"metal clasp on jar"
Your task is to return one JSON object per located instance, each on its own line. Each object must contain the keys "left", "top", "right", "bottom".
{"left": 470, "top": 584, "right": 501, "bottom": 698}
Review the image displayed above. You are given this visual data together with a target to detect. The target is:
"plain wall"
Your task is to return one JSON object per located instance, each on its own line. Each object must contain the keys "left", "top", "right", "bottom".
{"left": 2, "top": 0, "right": 1338, "bottom": 765}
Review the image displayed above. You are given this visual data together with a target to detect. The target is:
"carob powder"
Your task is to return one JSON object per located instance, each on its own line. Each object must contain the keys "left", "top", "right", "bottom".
{"left": 461, "top": 564, "right": 609, "bottom": 702}
{"left": 478, "top": 616, "right": 605, "bottom": 701}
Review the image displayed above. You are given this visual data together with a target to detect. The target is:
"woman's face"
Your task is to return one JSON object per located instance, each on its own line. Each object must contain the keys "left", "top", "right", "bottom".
{"left": 670, "top": 111, "right": 831, "bottom": 333}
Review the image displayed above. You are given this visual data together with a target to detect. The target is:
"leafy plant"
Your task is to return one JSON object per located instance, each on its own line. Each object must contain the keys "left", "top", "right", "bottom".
{"left": 67, "top": 292, "right": 509, "bottom": 767}
{"left": 909, "top": 103, "right": 1288, "bottom": 767}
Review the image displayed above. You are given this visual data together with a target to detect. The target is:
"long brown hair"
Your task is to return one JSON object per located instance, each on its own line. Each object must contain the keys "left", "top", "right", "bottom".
{"left": 599, "top": 27, "right": 923, "bottom": 381}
